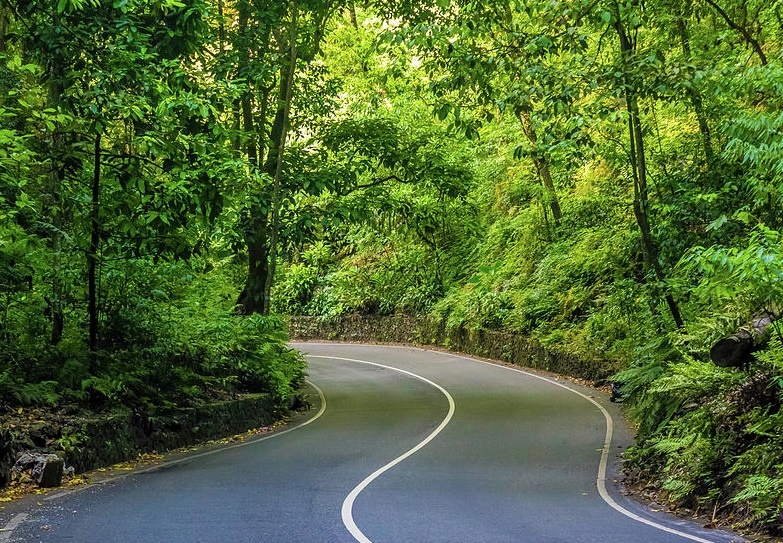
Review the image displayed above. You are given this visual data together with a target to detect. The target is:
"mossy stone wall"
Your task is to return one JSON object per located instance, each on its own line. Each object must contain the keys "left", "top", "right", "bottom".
{"left": 1, "top": 394, "right": 275, "bottom": 487}
{"left": 288, "top": 315, "right": 616, "bottom": 382}
{"left": 68, "top": 394, "right": 276, "bottom": 473}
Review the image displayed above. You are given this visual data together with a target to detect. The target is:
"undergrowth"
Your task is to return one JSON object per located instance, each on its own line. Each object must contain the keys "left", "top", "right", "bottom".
{"left": 619, "top": 337, "right": 783, "bottom": 533}
{"left": 0, "top": 258, "right": 306, "bottom": 417}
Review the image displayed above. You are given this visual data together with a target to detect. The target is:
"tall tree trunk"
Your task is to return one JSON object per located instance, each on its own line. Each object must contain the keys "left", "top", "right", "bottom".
{"left": 348, "top": 2, "right": 358, "bottom": 29}
{"left": 235, "top": 0, "right": 269, "bottom": 314}
{"left": 217, "top": 0, "right": 226, "bottom": 54}
{"left": 47, "top": 23, "right": 66, "bottom": 345}
{"left": 88, "top": 133, "right": 101, "bottom": 352}
{"left": 88, "top": 132, "right": 101, "bottom": 356}
{"left": 235, "top": 1, "right": 331, "bottom": 314}
{"left": 516, "top": 109, "right": 562, "bottom": 225}
{"left": 237, "top": 2, "right": 258, "bottom": 167}
{"left": 238, "top": 226, "right": 270, "bottom": 314}
{"left": 262, "top": 1, "right": 299, "bottom": 316}
{"left": 675, "top": 16, "right": 714, "bottom": 166}
{"left": 615, "top": 11, "right": 684, "bottom": 329}
{"left": 0, "top": 6, "right": 9, "bottom": 53}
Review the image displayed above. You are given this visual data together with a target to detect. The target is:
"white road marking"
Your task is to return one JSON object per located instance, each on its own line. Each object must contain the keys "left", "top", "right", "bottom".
{"left": 44, "top": 380, "right": 327, "bottom": 502}
{"left": 297, "top": 342, "right": 728, "bottom": 542}
{"left": 437, "top": 350, "right": 725, "bottom": 543}
{"left": 0, "top": 513, "right": 29, "bottom": 542}
{"left": 307, "top": 355, "right": 456, "bottom": 543}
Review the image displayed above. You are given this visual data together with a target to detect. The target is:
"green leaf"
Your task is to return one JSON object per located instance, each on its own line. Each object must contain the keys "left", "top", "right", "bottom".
{"left": 706, "top": 215, "right": 727, "bottom": 232}
{"left": 436, "top": 103, "right": 451, "bottom": 121}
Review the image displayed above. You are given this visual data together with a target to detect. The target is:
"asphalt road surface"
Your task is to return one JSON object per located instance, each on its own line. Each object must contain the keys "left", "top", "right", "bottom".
{"left": 1, "top": 343, "right": 745, "bottom": 543}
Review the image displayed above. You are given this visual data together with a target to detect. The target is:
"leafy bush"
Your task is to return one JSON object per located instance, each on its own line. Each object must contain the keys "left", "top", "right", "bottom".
{"left": 0, "top": 370, "right": 60, "bottom": 407}
{"left": 620, "top": 337, "right": 783, "bottom": 531}
{"left": 0, "top": 257, "right": 305, "bottom": 418}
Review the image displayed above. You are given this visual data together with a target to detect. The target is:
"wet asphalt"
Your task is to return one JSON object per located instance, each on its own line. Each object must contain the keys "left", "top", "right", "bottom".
{"left": 0, "top": 343, "right": 745, "bottom": 543}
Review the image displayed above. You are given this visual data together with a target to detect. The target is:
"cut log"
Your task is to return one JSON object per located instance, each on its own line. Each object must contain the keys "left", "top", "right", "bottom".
{"left": 710, "top": 331, "right": 754, "bottom": 368}
{"left": 710, "top": 311, "right": 780, "bottom": 369}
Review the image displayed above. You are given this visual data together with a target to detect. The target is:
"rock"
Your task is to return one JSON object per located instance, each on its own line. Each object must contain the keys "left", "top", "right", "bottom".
{"left": 12, "top": 453, "right": 65, "bottom": 488}
{"left": 11, "top": 452, "right": 37, "bottom": 475}
{"left": 35, "top": 454, "right": 64, "bottom": 487}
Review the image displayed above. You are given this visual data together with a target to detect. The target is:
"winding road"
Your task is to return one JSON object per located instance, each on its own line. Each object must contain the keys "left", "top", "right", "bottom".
{"left": 1, "top": 343, "right": 744, "bottom": 542}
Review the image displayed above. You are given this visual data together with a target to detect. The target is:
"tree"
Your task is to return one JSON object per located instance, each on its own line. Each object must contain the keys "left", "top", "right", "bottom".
{"left": 393, "top": 1, "right": 583, "bottom": 228}
{"left": 607, "top": 0, "right": 684, "bottom": 328}
{"left": 218, "top": 0, "right": 340, "bottom": 315}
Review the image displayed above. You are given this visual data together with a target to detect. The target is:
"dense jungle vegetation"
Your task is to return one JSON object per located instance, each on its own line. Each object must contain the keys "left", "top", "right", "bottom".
{"left": 1, "top": 0, "right": 783, "bottom": 534}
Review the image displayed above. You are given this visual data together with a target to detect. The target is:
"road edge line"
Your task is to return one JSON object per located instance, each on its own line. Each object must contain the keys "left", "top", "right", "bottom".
{"left": 43, "top": 379, "right": 327, "bottom": 502}
{"left": 307, "top": 355, "right": 456, "bottom": 543}
{"left": 438, "top": 350, "right": 723, "bottom": 543}
{"left": 0, "top": 513, "right": 29, "bottom": 542}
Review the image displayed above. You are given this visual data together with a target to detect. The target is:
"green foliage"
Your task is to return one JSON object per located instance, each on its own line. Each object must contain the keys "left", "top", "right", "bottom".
{"left": 75, "top": 259, "right": 306, "bottom": 412}
{"left": 55, "top": 431, "right": 86, "bottom": 455}
{"left": 2, "top": 0, "right": 783, "bottom": 533}
{"left": 675, "top": 224, "right": 783, "bottom": 348}
{"left": 0, "top": 371, "right": 60, "bottom": 407}
{"left": 730, "top": 475, "right": 783, "bottom": 527}
{"left": 621, "top": 339, "right": 783, "bottom": 527}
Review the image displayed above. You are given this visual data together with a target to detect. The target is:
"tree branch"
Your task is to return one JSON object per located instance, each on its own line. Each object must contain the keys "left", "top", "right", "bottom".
{"left": 338, "top": 174, "right": 407, "bottom": 196}
{"left": 702, "top": 0, "right": 767, "bottom": 65}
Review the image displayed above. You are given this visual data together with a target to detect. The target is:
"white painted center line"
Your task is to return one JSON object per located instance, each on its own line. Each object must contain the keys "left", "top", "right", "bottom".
{"left": 307, "top": 355, "right": 456, "bottom": 543}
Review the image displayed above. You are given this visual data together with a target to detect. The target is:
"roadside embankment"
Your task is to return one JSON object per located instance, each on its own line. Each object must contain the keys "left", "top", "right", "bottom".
{"left": 288, "top": 314, "right": 619, "bottom": 383}
{"left": 0, "top": 394, "right": 276, "bottom": 489}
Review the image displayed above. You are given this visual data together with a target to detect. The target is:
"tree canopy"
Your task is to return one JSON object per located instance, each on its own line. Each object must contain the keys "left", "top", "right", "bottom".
{"left": 2, "top": 0, "right": 783, "bottom": 534}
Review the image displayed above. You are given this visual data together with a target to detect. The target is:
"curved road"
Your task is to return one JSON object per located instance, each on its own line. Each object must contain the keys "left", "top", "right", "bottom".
{"left": 1, "top": 343, "right": 743, "bottom": 542}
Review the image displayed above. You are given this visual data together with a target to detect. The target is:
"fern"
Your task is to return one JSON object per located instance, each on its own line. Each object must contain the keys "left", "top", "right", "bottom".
{"left": 662, "top": 477, "right": 697, "bottom": 503}
{"left": 81, "top": 375, "right": 127, "bottom": 402}
{"left": 730, "top": 475, "right": 783, "bottom": 526}
{"left": 647, "top": 358, "right": 741, "bottom": 402}
{"left": 1, "top": 378, "right": 61, "bottom": 407}
{"left": 652, "top": 434, "right": 697, "bottom": 455}
{"left": 20, "top": 381, "right": 60, "bottom": 406}
{"left": 730, "top": 443, "right": 783, "bottom": 478}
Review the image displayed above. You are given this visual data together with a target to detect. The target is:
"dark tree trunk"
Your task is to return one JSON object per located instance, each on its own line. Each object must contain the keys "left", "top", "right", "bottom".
{"left": 234, "top": 1, "right": 327, "bottom": 315}
{"left": 235, "top": 0, "right": 270, "bottom": 315}
{"left": 237, "top": 2, "right": 258, "bottom": 167}
{"left": 47, "top": 28, "right": 66, "bottom": 345}
{"left": 236, "top": 226, "right": 270, "bottom": 314}
{"left": 262, "top": 3, "right": 298, "bottom": 316}
{"left": 88, "top": 132, "right": 101, "bottom": 355}
{"left": 235, "top": 83, "right": 286, "bottom": 316}
{"left": 675, "top": 16, "right": 714, "bottom": 166}
{"left": 0, "top": 6, "right": 9, "bottom": 53}
{"left": 614, "top": 7, "right": 684, "bottom": 329}
{"left": 348, "top": 2, "right": 358, "bottom": 29}
{"left": 516, "top": 109, "right": 562, "bottom": 225}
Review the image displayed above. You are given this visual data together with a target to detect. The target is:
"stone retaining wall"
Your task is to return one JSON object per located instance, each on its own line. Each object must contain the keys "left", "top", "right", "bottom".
{"left": 68, "top": 394, "right": 277, "bottom": 473}
{"left": 288, "top": 315, "right": 617, "bottom": 382}
{"left": 1, "top": 394, "right": 276, "bottom": 487}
